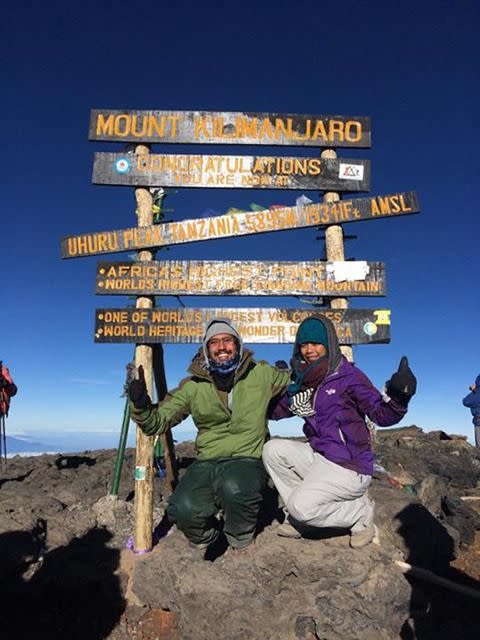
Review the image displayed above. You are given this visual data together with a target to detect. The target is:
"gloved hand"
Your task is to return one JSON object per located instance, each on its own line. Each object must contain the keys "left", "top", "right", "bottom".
{"left": 289, "top": 388, "right": 316, "bottom": 417}
{"left": 128, "top": 365, "right": 152, "bottom": 410}
{"left": 386, "top": 356, "right": 417, "bottom": 406}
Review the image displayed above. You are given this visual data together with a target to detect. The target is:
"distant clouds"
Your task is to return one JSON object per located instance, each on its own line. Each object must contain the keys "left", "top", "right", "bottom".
{"left": 69, "top": 378, "right": 111, "bottom": 385}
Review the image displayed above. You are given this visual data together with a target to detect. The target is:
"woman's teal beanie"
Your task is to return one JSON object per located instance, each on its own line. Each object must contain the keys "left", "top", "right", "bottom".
{"left": 295, "top": 317, "right": 328, "bottom": 349}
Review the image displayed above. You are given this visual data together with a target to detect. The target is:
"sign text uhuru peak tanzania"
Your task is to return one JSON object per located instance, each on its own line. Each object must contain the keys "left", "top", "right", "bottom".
{"left": 92, "top": 153, "right": 370, "bottom": 191}
{"left": 61, "top": 191, "right": 419, "bottom": 259}
{"left": 89, "top": 110, "right": 371, "bottom": 147}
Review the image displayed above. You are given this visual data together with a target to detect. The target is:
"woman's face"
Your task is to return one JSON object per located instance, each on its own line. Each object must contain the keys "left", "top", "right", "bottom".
{"left": 300, "top": 342, "right": 327, "bottom": 364}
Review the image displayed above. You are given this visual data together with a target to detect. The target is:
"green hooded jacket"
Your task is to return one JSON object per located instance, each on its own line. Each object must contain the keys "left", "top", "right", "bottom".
{"left": 130, "top": 346, "right": 290, "bottom": 461}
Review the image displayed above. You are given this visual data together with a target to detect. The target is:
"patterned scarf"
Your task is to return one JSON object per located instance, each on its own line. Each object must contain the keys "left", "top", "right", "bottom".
{"left": 287, "top": 354, "right": 329, "bottom": 396}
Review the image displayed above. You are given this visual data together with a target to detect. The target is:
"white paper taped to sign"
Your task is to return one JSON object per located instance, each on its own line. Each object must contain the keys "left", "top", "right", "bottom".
{"left": 326, "top": 261, "right": 370, "bottom": 283}
{"left": 338, "top": 163, "right": 365, "bottom": 181}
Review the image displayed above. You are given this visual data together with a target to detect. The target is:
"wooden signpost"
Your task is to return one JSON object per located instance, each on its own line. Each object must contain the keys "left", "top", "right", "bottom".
{"left": 92, "top": 152, "right": 370, "bottom": 191}
{"left": 94, "top": 308, "right": 391, "bottom": 345}
{"left": 95, "top": 259, "right": 386, "bottom": 297}
{"left": 89, "top": 109, "right": 371, "bottom": 147}
{"left": 61, "top": 191, "right": 419, "bottom": 259}
{"left": 67, "top": 105, "right": 420, "bottom": 555}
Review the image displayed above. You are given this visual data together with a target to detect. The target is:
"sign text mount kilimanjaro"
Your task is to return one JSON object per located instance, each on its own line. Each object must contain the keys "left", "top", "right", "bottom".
{"left": 89, "top": 109, "right": 371, "bottom": 147}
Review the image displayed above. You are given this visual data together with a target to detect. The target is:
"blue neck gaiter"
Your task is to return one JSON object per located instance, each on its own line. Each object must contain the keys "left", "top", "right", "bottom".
{"left": 208, "top": 353, "right": 240, "bottom": 375}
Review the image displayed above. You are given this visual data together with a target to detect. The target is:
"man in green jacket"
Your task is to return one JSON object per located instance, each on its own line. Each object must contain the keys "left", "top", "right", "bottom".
{"left": 129, "top": 318, "right": 290, "bottom": 552}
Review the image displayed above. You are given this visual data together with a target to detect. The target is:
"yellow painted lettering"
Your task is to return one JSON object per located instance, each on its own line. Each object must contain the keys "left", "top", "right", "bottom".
{"left": 329, "top": 120, "right": 345, "bottom": 142}
{"left": 67, "top": 238, "right": 78, "bottom": 256}
{"left": 96, "top": 114, "right": 114, "bottom": 136}
{"left": 292, "top": 120, "right": 311, "bottom": 141}
{"left": 345, "top": 121, "right": 362, "bottom": 142}
{"left": 235, "top": 116, "right": 258, "bottom": 139}
{"left": 194, "top": 116, "right": 210, "bottom": 140}
{"left": 378, "top": 197, "right": 392, "bottom": 214}
{"left": 168, "top": 115, "right": 179, "bottom": 138}
{"left": 147, "top": 115, "right": 166, "bottom": 138}
{"left": 131, "top": 115, "right": 147, "bottom": 138}
{"left": 370, "top": 199, "right": 381, "bottom": 216}
{"left": 275, "top": 118, "right": 293, "bottom": 140}
{"left": 293, "top": 158, "right": 308, "bottom": 175}
{"left": 399, "top": 194, "right": 412, "bottom": 212}
{"left": 258, "top": 118, "right": 275, "bottom": 140}
{"left": 311, "top": 120, "right": 328, "bottom": 141}
{"left": 113, "top": 114, "right": 131, "bottom": 137}
{"left": 308, "top": 159, "right": 322, "bottom": 175}
{"left": 186, "top": 222, "right": 198, "bottom": 240}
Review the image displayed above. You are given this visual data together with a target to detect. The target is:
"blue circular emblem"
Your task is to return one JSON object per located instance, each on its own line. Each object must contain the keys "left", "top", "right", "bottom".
{"left": 363, "top": 322, "right": 378, "bottom": 336}
{"left": 114, "top": 158, "right": 131, "bottom": 174}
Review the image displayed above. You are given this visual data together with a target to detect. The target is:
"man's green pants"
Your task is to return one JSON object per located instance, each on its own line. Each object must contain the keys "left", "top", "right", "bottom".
{"left": 166, "top": 457, "right": 267, "bottom": 549}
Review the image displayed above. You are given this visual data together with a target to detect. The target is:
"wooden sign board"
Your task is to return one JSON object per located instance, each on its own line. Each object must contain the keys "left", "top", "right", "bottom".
{"left": 92, "top": 152, "right": 370, "bottom": 191}
{"left": 94, "top": 308, "right": 391, "bottom": 345}
{"left": 61, "top": 191, "right": 418, "bottom": 259}
{"left": 95, "top": 260, "right": 386, "bottom": 297}
{"left": 89, "top": 109, "right": 371, "bottom": 148}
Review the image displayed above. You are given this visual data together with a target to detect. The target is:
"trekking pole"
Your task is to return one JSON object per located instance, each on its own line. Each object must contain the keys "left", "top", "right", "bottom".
{"left": 110, "top": 361, "right": 136, "bottom": 496}
{"left": 153, "top": 435, "right": 167, "bottom": 479}
{"left": 111, "top": 397, "right": 131, "bottom": 496}
{"left": 0, "top": 413, "right": 7, "bottom": 465}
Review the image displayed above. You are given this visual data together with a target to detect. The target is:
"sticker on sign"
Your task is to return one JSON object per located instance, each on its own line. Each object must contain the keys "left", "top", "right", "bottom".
{"left": 114, "top": 158, "right": 131, "bottom": 174}
{"left": 339, "top": 163, "right": 364, "bottom": 181}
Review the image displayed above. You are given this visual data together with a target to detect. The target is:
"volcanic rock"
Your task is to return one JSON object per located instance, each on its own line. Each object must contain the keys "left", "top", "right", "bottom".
{"left": 0, "top": 428, "right": 479, "bottom": 639}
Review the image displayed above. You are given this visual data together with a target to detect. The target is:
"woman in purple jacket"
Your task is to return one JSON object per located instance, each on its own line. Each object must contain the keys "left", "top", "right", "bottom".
{"left": 264, "top": 315, "right": 416, "bottom": 548}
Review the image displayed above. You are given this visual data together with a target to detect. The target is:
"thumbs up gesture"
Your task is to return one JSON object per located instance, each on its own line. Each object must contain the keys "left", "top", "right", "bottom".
{"left": 386, "top": 356, "right": 417, "bottom": 406}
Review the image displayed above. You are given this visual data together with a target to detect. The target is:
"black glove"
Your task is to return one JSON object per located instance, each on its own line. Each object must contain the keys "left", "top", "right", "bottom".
{"left": 128, "top": 365, "right": 152, "bottom": 410}
{"left": 386, "top": 356, "right": 417, "bottom": 406}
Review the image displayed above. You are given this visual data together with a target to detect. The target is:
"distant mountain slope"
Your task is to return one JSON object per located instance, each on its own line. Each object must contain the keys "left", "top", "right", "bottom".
{"left": 5, "top": 435, "right": 57, "bottom": 454}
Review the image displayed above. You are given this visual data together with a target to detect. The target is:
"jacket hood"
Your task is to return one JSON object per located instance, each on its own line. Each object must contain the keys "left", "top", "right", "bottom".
{"left": 293, "top": 315, "right": 342, "bottom": 376}
{"left": 202, "top": 317, "right": 244, "bottom": 368}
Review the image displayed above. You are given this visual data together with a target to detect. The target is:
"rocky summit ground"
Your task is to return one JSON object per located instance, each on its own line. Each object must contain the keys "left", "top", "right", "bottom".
{"left": 1, "top": 427, "right": 480, "bottom": 639}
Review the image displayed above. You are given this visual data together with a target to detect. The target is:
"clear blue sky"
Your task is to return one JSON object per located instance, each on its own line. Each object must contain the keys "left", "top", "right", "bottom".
{"left": 2, "top": 0, "right": 479, "bottom": 445}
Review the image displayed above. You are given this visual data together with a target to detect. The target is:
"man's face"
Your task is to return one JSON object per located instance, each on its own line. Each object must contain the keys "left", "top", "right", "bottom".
{"left": 207, "top": 333, "right": 238, "bottom": 365}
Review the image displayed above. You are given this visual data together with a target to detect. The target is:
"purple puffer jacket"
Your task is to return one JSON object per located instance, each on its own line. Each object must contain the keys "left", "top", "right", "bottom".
{"left": 270, "top": 356, "right": 407, "bottom": 475}
{"left": 270, "top": 313, "right": 408, "bottom": 476}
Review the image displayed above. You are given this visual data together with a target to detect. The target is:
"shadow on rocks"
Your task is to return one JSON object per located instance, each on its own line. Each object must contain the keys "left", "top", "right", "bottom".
{"left": 0, "top": 469, "right": 33, "bottom": 489}
{"left": 397, "top": 503, "right": 480, "bottom": 640}
{"left": 0, "top": 522, "right": 125, "bottom": 639}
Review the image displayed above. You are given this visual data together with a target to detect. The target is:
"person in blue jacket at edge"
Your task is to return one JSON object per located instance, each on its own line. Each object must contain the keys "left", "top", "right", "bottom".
{"left": 463, "top": 374, "right": 480, "bottom": 449}
{"left": 264, "top": 315, "right": 417, "bottom": 549}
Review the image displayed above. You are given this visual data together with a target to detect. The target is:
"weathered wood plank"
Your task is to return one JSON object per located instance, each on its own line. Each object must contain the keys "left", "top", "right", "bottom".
{"left": 94, "top": 308, "right": 391, "bottom": 345}
{"left": 89, "top": 109, "right": 371, "bottom": 148}
{"left": 92, "top": 152, "right": 370, "bottom": 191}
{"left": 95, "top": 260, "right": 386, "bottom": 297}
{"left": 61, "top": 191, "right": 419, "bottom": 259}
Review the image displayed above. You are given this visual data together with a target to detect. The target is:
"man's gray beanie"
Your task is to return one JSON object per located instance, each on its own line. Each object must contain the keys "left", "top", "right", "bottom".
{"left": 202, "top": 318, "right": 243, "bottom": 366}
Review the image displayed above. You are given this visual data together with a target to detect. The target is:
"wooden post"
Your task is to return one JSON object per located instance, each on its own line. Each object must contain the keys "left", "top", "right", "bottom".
{"left": 321, "top": 148, "right": 353, "bottom": 362}
{"left": 133, "top": 144, "right": 155, "bottom": 553}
